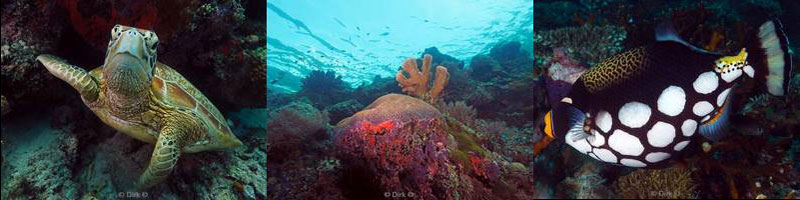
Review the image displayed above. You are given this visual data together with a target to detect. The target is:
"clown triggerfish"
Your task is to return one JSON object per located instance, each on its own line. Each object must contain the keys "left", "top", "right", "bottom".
{"left": 542, "top": 20, "right": 792, "bottom": 168}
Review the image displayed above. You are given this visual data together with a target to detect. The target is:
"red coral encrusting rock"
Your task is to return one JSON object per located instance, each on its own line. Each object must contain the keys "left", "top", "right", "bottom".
{"left": 334, "top": 94, "right": 458, "bottom": 199}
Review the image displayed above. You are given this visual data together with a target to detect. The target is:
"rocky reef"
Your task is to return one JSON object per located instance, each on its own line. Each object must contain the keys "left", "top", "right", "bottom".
{"left": 1, "top": 0, "right": 266, "bottom": 199}
{"left": 533, "top": 0, "right": 799, "bottom": 199}
{"left": 267, "top": 43, "right": 537, "bottom": 199}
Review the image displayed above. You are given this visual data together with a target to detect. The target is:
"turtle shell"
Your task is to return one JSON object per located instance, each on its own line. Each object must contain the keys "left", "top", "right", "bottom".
{"left": 149, "top": 62, "right": 230, "bottom": 134}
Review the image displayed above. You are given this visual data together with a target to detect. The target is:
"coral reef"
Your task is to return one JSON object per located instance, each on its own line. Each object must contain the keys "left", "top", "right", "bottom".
{"left": 490, "top": 41, "right": 527, "bottom": 62}
{"left": 267, "top": 39, "right": 537, "bottom": 198}
{"left": 352, "top": 75, "right": 402, "bottom": 106}
{"left": 396, "top": 54, "right": 450, "bottom": 104}
{"left": 334, "top": 94, "right": 458, "bottom": 199}
{"left": 298, "top": 70, "right": 350, "bottom": 109}
{"left": 473, "top": 119, "right": 507, "bottom": 152}
{"left": 614, "top": 167, "right": 696, "bottom": 199}
{"left": 533, "top": 1, "right": 582, "bottom": 29}
{"left": 2, "top": 0, "right": 264, "bottom": 111}
{"left": 266, "top": 100, "right": 330, "bottom": 164}
{"left": 1, "top": 0, "right": 267, "bottom": 199}
{"left": 466, "top": 41, "right": 535, "bottom": 127}
{"left": 422, "top": 47, "right": 465, "bottom": 70}
{"left": 1, "top": 129, "right": 79, "bottom": 200}
{"left": 439, "top": 101, "right": 477, "bottom": 127}
{"left": 323, "top": 100, "right": 364, "bottom": 125}
{"left": 533, "top": 24, "right": 626, "bottom": 67}
{"left": 685, "top": 135, "right": 797, "bottom": 199}
{"left": 469, "top": 54, "right": 502, "bottom": 82}
{"left": 543, "top": 47, "right": 587, "bottom": 105}
{"left": 1, "top": 0, "right": 63, "bottom": 106}
{"left": 557, "top": 162, "right": 613, "bottom": 199}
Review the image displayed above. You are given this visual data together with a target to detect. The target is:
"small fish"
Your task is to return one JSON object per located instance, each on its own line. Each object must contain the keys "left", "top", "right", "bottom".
{"left": 334, "top": 17, "right": 346, "bottom": 28}
{"left": 542, "top": 20, "right": 792, "bottom": 168}
{"left": 356, "top": 26, "right": 361, "bottom": 31}
{"left": 380, "top": 32, "right": 390, "bottom": 36}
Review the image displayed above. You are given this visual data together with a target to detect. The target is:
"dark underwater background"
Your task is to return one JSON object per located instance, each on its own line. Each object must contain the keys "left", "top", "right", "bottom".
{"left": 533, "top": 0, "right": 799, "bottom": 199}
{"left": 2, "top": 0, "right": 266, "bottom": 199}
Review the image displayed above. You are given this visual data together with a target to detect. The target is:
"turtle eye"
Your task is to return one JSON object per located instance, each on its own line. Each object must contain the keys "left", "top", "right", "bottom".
{"left": 111, "top": 26, "right": 120, "bottom": 40}
{"left": 150, "top": 40, "right": 158, "bottom": 51}
{"left": 149, "top": 34, "right": 159, "bottom": 51}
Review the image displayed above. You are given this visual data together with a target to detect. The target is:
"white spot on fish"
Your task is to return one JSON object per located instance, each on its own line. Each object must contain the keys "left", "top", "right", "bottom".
{"left": 645, "top": 152, "right": 671, "bottom": 163}
{"left": 618, "top": 102, "right": 651, "bottom": 128}
{"left": 620, "top": 158, "right": 647, "bottom": 167}
{"left": 693, "top": 101, "right": 714, "bottom": 116}
{"left": 596, "top": 110, "right": 612, "bottom": 133}
{"left": 594, "top": 148, "right": 617, "bottom": 163}
{"left": 721, "top": 68, "right": 743, "bottom": 82}
{"left": 647, "top": 122, "right": 675, "bottom": 148}
{"left": 609, "top": 129, "right": 644, "bottom": 156}
{"left": 657, "top": 86, "right": 686, "bottom": 116}
{"left": 744, "top": 65, "right": 755, "bottom": 77}
{"left": 717, "top": 88, "right": 731, "bottom": 107}
{"left": 693, "top": 72, "right": 718, "bottom": 94}
{"left": 701, "top": 115, "right": 711, "bottom": 123}
{"left": 681, "top": 119, "right": 697, "bottom": 137}
{"left": 590, "top": 129, "right": 605, "bottom": 147}
{"left": 674, "top": 140, "right": 690, "bottom": 151}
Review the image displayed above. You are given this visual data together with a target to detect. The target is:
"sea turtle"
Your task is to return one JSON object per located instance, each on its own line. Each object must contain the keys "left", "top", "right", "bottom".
{"left": 36, "top": 24, "right": 243, "bottom": 189}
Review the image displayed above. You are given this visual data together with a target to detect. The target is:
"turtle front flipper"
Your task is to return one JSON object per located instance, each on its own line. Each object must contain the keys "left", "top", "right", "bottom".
{"left": 37, "top": 54, "right": 100, "bottom": 102}
{"left": 135, "top": 125, "right": 184, "bottom": 190}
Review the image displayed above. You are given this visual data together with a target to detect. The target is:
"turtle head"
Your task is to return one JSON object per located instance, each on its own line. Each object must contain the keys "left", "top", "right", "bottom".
{"left": 103, "top": 25, "right": 159, "bottom": 102}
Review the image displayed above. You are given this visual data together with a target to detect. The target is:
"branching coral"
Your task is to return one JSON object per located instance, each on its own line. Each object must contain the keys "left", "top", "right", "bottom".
{"left": 396, "top": 54, "right": 449, "bottom": 104}
{"left": 614, "top": 167, "right": 696, "bottom": 199}
{"left": 558, "top": 162, "right": 613, "bottom": 199}
{"left": 533, "top": 25, "right": 626, "bottom": 67}
{"left": 686, "top": 135, "right": 796, "bottom": 199}
{"left": 439, "top": 101, "right": 477, "bottom": 126}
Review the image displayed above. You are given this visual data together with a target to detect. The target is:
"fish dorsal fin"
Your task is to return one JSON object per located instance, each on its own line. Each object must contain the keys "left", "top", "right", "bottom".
{"left": 655, "top": 21, "right": 721, "bottom": 55}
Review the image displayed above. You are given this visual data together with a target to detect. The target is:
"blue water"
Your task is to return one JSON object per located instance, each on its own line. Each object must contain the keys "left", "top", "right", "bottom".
{"left": 267, "top": 0, "right": 533, "bottom": 93}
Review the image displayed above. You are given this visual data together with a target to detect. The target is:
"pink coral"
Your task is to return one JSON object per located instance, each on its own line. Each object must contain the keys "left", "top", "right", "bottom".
{"left": 545, "top": 47, "right": 587, "bottom": 84}
{"left": 544, "top": 47, "right": 588, "bottom": 105}
{"left": 334, "top": 94, "right": 455, "bottom": 199}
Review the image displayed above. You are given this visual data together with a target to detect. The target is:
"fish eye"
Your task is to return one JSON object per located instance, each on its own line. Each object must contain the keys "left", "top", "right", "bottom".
{"left": 583, "top": 118, "right": 593, "bottom": 133}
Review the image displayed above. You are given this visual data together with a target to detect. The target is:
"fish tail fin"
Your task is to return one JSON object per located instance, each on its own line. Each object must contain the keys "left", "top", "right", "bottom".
{"left": 746, "top": 19, "right": 792, "bottom": 96}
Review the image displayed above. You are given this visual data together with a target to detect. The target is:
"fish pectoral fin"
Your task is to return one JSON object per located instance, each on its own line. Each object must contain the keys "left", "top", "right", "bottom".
{"left": 136, "top": 125, "right": 184, "bottom": 190}
{"left": 568, "top": 129, "right": 591, "bottom": 142}
{"left": 37, "top": 54, "right": 100, "bottom": 102}
{"left": 699, "top": 94, "right": 733, "bottom": 142}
